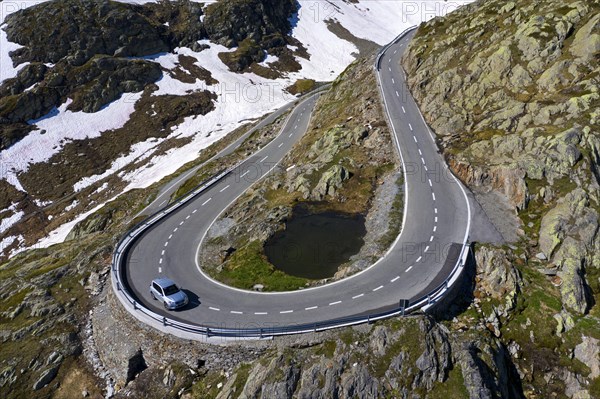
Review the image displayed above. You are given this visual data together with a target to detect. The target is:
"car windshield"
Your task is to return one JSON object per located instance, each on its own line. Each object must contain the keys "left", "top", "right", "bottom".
{"left": 163, "top": 284, "right": 180, "bottom": 296}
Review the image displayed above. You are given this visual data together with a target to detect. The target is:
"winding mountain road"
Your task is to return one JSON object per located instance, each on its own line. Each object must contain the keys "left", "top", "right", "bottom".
{"left": 118, "top": 29, "right": 471, "bottom": 335}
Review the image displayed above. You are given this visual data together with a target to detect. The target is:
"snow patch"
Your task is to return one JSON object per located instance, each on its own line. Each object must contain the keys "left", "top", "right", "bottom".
{"left": 0, "top": 205, "right": 24, "bottom": 234}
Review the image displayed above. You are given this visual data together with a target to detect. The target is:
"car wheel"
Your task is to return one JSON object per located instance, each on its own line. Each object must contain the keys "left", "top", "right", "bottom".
{"left": 151, "top": 291, "right": 156, "bottom": 300}
{"left": 164, "top": 302, "right": 169, "bottom": 310}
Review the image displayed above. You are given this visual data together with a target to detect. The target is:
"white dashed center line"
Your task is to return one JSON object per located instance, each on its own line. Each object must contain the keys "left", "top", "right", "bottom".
{"left": 396, "top": 90, "right": 399, "bottom": 97}
{"left": 432, "top": 192, "right": 436, "bottom": 201}
{"left": 280, "top": 310, "right": 294, "bottom": 314}
{"left": 406, "top": 266, "right": 413, "bottom": 272}
{"left": 159, "top": 258, "right": 163, "bottom": 264}
{"left": 329, "top": 301, "right": 342, "bottom": 306}
{"left": 260, "top": 156, "right": 268, "bottom": 162}
{"left": 391, "top": 276, "right": 400, "bottom": 283}
{"left": 416, "top": 256, "right": 422, "bottom": 263}
{"left": 278, "top": 143, "right": 284, "bottom": 148}
{"left": 434, "top": 208, "right": 438, "bottom": 214}
{"left": 424, "top": 246, "right": 430, "bottom": 252}
{"left": 373, "top": 285, "right": 384, "bottom": 292}
{"left": 161, "top": 250, "right": 165, "bottom": 256}
{"left": 430, "top": 235, "right": 435, "bottom": 242}
{"left": 209, "top": 307, "right": 220, "bottom": 311}
{"left": 392, "top": 78, "right": 395, "bottom": 84}
{"left": 192, "top": 209, "right": 197, "bottom": 214}
{"left": 408, "top": 123, "right": 413, "bottom": 131}
{"left": 158, "top": 267, "right": 162, "bottom": 273}
{"left": 413, "top": 136, "right": 418, "bottom": 143}
{"left": 240, "top": 171, "right": 249, "bottom": 178}
{"left": 305, "top": 306, "right": 318, "bottom": 310}
{"left": 352, "top": 294, "right": 364, "bottom": 299}
{"left": 402, "top": 106, "right": 406, "bottom": 113}
{"left": 254, "top": 312, "right": 268, "bottom": 315}
{"left": 220, "top": 185, "right": 230, "bottom": 192}
{"left": 433, "top": 225, "right": 437, "bottom": 232}
{"left": 230, "top": 311, "right": 243, "bottom": 315}
{"left": 202, "top": 198, "right": 212, "bottom": 206}
{"left": 435, "top": 216, "right": 438, "bottom": 223}
{"left": 168, "top": 234, "right": 173, "bottom": 239}
{"left": 173, "top": 227, "right": 178, "bottom": 233}
{"left": 428, "top": 179, "right": 433, "bottom": 187}
{"left": 164, "top": 242, "right": 169, "bottom": 247}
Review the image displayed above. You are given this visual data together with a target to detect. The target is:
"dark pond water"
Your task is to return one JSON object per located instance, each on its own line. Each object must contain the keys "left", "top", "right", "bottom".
{"left": 264, "top": 205, "right": 366, "bottom": 280}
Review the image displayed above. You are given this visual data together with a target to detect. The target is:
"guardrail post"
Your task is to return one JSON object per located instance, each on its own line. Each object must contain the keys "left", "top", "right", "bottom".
{"left": 427, "top": 295, "right": 431, "bottom": 305}
{"left": 259, "top": 329, "right": 263, "bottom": 338}
{"left": 116, "top": 281, "right": 121, "bottom": 291}
{"left": 163, "top": 317, "right": 167, "bottom": 326}
{"left": 367, "top": 315, "right": 371, "bottom": 324}
{"left": 206, "top": 328, "right": 211, "bottom": 338}
{"left": 133, "top": 301, "right": 137, "bottom": 310}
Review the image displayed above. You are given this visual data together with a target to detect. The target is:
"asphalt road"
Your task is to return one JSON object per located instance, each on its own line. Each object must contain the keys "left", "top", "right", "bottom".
{"left": 123, "top": 30, "right": 471, "bottom": 330}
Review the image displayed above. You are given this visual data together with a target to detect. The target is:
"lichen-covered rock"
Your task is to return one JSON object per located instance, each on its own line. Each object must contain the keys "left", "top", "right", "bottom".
{"left": 474, "top": 246, "right": 521, "bottom": 301}
{"left": 312, "top": 165, "right": 351, "bottom": 200}
{"left": 574, "top": 336, "right": 600, "bottom": 379}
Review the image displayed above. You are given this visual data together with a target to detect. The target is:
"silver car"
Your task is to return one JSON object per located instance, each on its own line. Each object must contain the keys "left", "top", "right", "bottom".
{"left": 150, "top": 278, "right": 189, "bottom": 310}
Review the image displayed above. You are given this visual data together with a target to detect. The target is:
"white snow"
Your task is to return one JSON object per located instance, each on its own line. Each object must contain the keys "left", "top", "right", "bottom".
{"left": 0, "top": 205, "right": 24, "bottom": 234}
{"left": 73, "top": 137, "right": 162, "bottom": 192}
{"left": 259, "top": 53, "right": 279, "bottom": 66}
{"left": 0, "top": 235, "right": 17, "bottom": 252}
{"left": 0, "top": 94, "right": 141, "bottom": 184}
{"left": 34, "top": 198, "right": 117, "bottom": 249}
{"left": 65, "top": 200, "right": 79, "bottom": 212}
{"left": 0, "top": 0, "right": 476, "bottom": 256}
{"left": 287, "top": 3, "right": 358, "bottom": 81}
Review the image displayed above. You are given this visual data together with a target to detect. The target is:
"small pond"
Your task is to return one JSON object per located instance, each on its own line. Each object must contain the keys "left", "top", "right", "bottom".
{"left": 264, "top": 204, "right": 366, "bottom": 280}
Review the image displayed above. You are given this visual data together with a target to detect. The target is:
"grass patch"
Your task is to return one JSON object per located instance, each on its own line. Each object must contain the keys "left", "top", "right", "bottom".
{"left": 286, "top": 79, "right": 316, "bottom": 95}
{"left": 209, "top": 241, "right": 311, "bottom": 291}
{"left": 314, "top": 340, "right": 337, "bottom": 358}
{"left": 231, "top": 363, "right": 252, "bottom": 395}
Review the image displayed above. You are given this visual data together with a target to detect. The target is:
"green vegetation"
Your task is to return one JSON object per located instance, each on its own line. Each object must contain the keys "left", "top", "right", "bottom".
{"left": 286, "top": 79, "right": 316, "bottom": 95}
{"left": 208, "top": 241, "right": 311, "bottom": 291}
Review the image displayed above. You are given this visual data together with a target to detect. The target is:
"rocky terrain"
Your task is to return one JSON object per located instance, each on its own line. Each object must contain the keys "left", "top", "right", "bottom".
{"left": 401, "top": 0, "right": 600, "bottom": 396}
{"left": 0, "top": 0, "right": 303, "bottom": 258}
{"left": 199, "top": 56, "right": 404, "bottom": 291}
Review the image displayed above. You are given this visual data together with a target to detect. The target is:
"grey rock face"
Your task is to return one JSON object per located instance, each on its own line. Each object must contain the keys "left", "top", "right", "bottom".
{"left": 32, "top": 366, "right": 59, "bottom": 391}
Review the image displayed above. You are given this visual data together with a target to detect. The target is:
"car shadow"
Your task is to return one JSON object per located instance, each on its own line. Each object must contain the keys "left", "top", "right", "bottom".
{"left": 177, "top": 289, "right": 200, "bottom": 311}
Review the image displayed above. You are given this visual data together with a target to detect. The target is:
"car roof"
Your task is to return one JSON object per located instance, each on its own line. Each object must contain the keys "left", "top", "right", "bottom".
{"left": 152, "top": 278, "right": 177, "bottom": 289}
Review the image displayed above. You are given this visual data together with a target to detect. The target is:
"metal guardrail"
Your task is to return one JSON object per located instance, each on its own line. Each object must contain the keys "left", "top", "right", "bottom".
{"left": 111, "top": 27, "right": 472, "bottom": 339}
